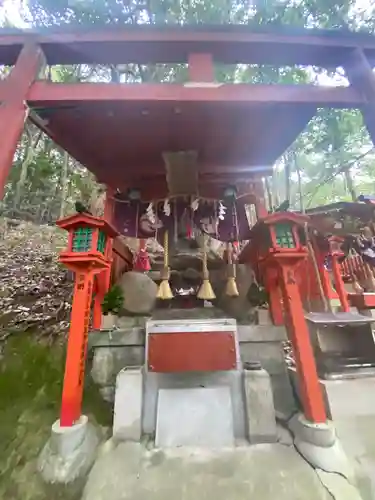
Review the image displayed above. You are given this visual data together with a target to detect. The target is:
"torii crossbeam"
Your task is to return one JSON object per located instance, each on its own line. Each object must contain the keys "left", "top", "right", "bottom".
{"left": 0, "top": 25, "right": 375, "bottom": 201}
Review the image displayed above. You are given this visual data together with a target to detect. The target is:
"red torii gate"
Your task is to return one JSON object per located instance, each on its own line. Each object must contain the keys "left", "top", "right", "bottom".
{"left": 1, "top": 26, "right": 375, "bottom": 427}
{"left": 1, "top": 27, "right": 375, "bottom": 201}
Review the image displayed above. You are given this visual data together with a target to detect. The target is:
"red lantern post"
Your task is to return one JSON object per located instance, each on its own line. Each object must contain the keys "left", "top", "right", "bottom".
{"left": 247, "top": 212, "right": 327, "bottom": 424}
{"left": 56, "top": 213, "right": 118, "bottom": 426}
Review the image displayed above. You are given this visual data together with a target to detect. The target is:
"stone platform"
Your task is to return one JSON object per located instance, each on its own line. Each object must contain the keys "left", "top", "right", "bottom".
{"left": 320, "top": 376, "right": 375, "bottom": 500}
{"left": 89, "top": 309, "right": 296, "bottom": 419}
{"left": 289, "top": 369, "right": 375, "bottom": 500}
{"left": 82, "top": 442, "right": 335, "bottom": 500}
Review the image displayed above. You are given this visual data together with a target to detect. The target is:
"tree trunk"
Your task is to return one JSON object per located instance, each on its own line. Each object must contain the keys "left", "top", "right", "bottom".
{"left": 13, "top": 126, "right": 41, "bottom": 211}
{"left": 59, "top": 151, "right": 69, "bottom": 219}
{"left": 343, "top": 167, "right": 357, "bottom": 202}
{"left": 272, "top": 173, "right": 280, "bottom": 208}
{"left": 285, "top": 154, "right": 291, "bottom": 204}
{"left": 264, "top": 176, "right": 273, "bottom": 211}
{"left": 295, "top": 154, "right": 305, "bottom": 213}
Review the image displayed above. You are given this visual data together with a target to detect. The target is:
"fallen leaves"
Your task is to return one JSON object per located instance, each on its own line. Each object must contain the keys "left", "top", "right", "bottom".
{"left": 0, "top": 218, "right": 73, "bottom": 342}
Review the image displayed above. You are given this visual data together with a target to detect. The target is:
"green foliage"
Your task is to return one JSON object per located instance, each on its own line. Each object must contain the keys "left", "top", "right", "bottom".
{"left": 101, "top": 284, "right": 124, "bottom": 315}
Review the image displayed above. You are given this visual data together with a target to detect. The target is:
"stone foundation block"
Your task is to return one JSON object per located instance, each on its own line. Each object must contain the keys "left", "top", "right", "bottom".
{"left": 38, "top": 415, "right": 100, "bottom": 484}
{"left": 289, "top": 413, "right": 336, "bottom": 448}
{"left": 244, "top": 366, "right": 277, "bottom": 444}
{"left": 91, "top": 347, "right": 115, "bottom": 386}
{"left": 288, "top": 412, "right": 354, "bottom": 482}
{"left": 113, "top": 366, "right": 143, "bottom": 441}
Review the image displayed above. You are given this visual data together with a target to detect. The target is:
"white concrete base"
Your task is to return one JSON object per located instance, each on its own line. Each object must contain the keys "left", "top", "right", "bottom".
{"left": 289, "top": 414, "right": 336, "bottom": 447}
{"left": 244, "top": 367, "right": 277, "bottom": 443}
{"left": 288, "top": 413, "right": 354, "bottom": 482}
{"left": 142, "top": 370, "right": 247, "bottom": 439}
{"left": 38, "top": 415, "right": 100, "bottom": 484}
{"left": 113, "top": 366, "right": 143, "bottom": 441}
{"left": 155, "top": 387, "right": 234, "bottom": 448}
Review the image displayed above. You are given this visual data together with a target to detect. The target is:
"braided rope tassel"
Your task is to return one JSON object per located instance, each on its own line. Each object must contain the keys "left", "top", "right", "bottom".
{"left": 157, "top": 230, "right": 173, "bottom": 299}
{"left": 197, "top": 233, "right": 216, "bottom": 300}
{"left": 225, "top": 242, "right": 239, "bottom": 297}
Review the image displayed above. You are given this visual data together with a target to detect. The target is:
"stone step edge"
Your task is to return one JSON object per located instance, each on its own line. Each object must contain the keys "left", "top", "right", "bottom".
{"left": 89, "top": 324, "right": 287, "bottom": 350}
{"left": 89, "top": 328, "right": 145, "bottom": 349}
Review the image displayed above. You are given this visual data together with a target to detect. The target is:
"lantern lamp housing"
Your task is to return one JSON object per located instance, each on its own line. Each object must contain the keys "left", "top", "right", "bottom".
{"left": 56, "top": 213, "right": 118, "bottom": 273}
{"left": 246, "top": 212, "right": 310, "bottom": 263}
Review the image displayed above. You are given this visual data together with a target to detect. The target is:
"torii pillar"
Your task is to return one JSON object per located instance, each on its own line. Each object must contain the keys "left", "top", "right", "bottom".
{"left": 344, "top": 49, "right": 375, "bottom": 147}
{"left": 0, "top": 44, "right": 45, "bottom": 197}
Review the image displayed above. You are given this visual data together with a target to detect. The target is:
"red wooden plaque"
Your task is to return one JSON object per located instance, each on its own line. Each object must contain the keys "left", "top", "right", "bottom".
{"left": 147, "top": 331, "right": 236, "bottom": 373}
{"left": 348, "top": 293, "right": 375, "bottom": 310}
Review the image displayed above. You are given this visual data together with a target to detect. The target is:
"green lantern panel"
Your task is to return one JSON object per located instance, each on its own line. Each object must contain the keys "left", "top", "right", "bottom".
{"left": 275, "top": 223, "right": 295, "bottom": 249}
{"left": 97, "top": 231, "right": 107, "bottom": 254}
{"left": 72, "top": 227, "right": 93, "bottom": 252}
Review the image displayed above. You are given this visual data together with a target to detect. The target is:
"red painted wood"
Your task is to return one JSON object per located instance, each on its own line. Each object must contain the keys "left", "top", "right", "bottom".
{"left": 265, "top": 267, "right": 284, "bottom": 326}
{"left": 344, "top": 49, "right": 375, "bottom": 147}
{"left": 314, "top": 244, "right": 338, "bottom": 301}
{"left": 188, "top": 53, "right": 214, "bottom": 81}
{"left": 148, "top": 332, "right": 237, "bottom": 372}
{"left": 101, "top": 175, "right": 271, "bottom": 198}
{"left": 0, "top": 44, "right": 44, "bottom": 198}
{"left": 27, "top": 93, "right": 314, "bottom": 190}
{"left": 28, "top": 81, "right": 362, "bottom": 106}
{"left": 56, "top": 213, "right": 117, "bottom": 273}
{"left": 279, "top": 262, "right": 326, "bottom": 423}
{"left": 240, "top": 213, "right": 326, "bottom": 423}
{"left": 348, "top": 293, "right": 375, "bottom": 309}
{"left": 60, "top": 272, "right": 94, "bottom": 426}
{"left": 56, "top": 212, "right": 118, "bottom": 237}
{"left": 331, "top": 254, "right": 350, "bottom": 312}
{"left": 0, "top": 27, "right": 372, "bottom": 67}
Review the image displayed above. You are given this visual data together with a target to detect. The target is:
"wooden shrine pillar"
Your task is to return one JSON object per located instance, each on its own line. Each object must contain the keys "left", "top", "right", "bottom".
{"left": 314, "top": 249, "right": 337, "bottom": 303}
{"left": 92, "top": 187, "right": 115, "bottom": 329}
{"left": 264, "top": 267, "right": 284, "bottom": 326}
{"left": 343, "top": 48, "right": 375, "bottom": 147}
{"left": 306, "top": 239, "right": 338, "bottom": 307}
{"left": 0, "top": 44, "right": 45, "bottom": 198}
{"left": 328, "top": 236, "right": 350, "bottom": 312}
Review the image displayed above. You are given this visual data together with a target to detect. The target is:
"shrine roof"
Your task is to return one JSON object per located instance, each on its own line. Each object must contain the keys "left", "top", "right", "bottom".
{"left": 29, "top": 99, "right": 315, "bottom": 196}
{"left": 0, "top": 24, "right": 375, "bottom": 66}
{"left": 306, "top": 202, "right": 375, "bottom": 220}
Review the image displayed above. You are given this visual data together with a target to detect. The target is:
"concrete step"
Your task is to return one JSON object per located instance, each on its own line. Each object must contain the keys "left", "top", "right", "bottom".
{"left": 83, "top": 442, "right": 335, "bottom": 500}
